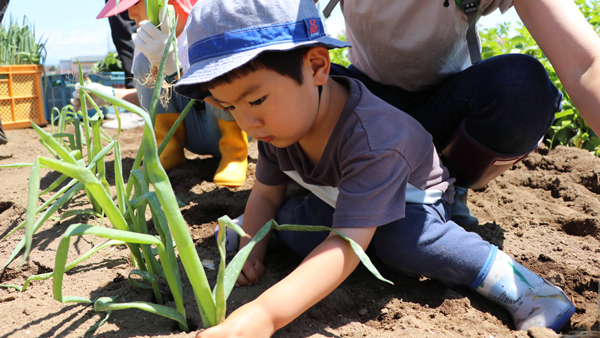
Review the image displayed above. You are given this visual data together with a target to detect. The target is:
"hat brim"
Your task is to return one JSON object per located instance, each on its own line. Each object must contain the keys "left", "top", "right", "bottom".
{"left": 97, "top": 0, "right": 140, "bottom": 19}
{"left": 175, "top": 37, "right": 351, "bottom": 100}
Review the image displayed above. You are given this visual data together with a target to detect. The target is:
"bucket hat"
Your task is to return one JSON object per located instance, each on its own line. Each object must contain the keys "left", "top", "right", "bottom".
{"left": 174, "top": 0, "right": 351, "bottom": 100}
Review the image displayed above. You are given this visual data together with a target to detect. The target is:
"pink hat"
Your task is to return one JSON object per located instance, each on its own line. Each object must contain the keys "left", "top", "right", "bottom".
{"left": 96, "top": 0, "right": 140, "bottom": 19}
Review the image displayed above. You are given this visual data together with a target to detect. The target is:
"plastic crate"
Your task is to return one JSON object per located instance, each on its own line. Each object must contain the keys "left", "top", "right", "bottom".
{"left": 89, "top": 72, "right": 127, "bottom": 89}
{"left": 43, "top": 73, "right": 75, "bottom": 119}
{"left": 0, "top": 65, "right": 47, "bottom": 130}
{"left": 43, "top": 71, "right": 127, "bottom": 121}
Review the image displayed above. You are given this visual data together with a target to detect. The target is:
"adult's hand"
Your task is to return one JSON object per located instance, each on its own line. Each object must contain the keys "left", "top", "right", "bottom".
{"left": 70, "top": 83, "right": 113, "bottom": 112}
{"left": 132, "top": 9, "right": 179, "bottom": 76}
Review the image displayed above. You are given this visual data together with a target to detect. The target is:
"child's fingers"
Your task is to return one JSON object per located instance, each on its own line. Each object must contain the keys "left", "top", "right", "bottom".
{"left": 251, "top": 259, "right": 266, "bottom": 279}
{"left": 241, "top": 260, "right": 264, "bottom": 284}
{"left": 236, "top": 263, "right": 253, "bottom": 286}
{"left": 236, "top": 259, "right": 263, "bottom": 286}
{"left": 242, "top": 268, "right": 259, "bottom": 284}
{"left": 236, "top": 271, "right": 249, "bottom": 286}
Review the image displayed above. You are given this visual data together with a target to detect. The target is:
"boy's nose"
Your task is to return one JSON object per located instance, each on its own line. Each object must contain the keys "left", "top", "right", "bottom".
{"left": 242, "top": 115, "right": 264, "bottom": 129}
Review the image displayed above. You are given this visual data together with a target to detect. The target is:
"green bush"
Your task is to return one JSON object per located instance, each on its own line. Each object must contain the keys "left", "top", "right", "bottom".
{"left": 91, "top": 52, "right": 123, "bottom": 73}
{"left": 479, "top": 0, "right": 600, "bottom": 155}
{"left": 329, "top": 34, "right": 350, "bottom": 67}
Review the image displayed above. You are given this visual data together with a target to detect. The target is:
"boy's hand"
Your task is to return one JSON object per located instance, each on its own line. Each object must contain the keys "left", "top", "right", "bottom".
{"left": 196, "top": 301, "right": 275, "bottom": 338}
{"left": 236, "top": 255, "right": 265, "bottom": 286}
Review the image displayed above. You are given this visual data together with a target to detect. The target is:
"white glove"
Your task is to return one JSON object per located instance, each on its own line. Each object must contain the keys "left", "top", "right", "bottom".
{"left": 70, "top": 83, "right": 114, "bottom": 112}
{"left": 132, "top": 11, "right": 179, "bottom": 76}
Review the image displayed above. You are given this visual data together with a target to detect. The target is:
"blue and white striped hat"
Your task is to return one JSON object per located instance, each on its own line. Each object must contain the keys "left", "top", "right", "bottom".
{"left": 174, "top": 0, "right": 351, "bottom": 100}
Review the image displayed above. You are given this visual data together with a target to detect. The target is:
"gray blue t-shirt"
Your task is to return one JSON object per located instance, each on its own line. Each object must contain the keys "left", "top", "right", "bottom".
{"left": 256, "top": 77, "right": 455, "bottom": 228}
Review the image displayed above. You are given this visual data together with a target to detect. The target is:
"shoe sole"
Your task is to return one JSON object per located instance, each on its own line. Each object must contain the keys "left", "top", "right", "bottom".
{"left": 549, "top": 303, "right": 576, "bottom": 332}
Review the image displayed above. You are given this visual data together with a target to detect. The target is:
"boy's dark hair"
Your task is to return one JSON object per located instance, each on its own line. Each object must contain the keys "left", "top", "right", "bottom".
{"left": 200, "top": 47, "right": 309, "bottom": 92}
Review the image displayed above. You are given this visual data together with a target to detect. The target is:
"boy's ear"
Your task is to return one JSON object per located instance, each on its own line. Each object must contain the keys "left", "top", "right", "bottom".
{"left": 306, "top": 46, "right": 331, "bottom": 86}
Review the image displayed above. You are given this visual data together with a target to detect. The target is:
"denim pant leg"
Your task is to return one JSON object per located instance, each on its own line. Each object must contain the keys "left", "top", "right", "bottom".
{"left": 371, "top": 201, "right": 490, "bottom": 286}
{"left": 181, "top": 101, "right": 222, "bottom": 157}
{"left": 275, "top": 194, "right": 336, "bottom": 257}
{"left": 276, "top": 194, "right": 491, "bottom": 286}
{"left": 331, "top": 54, "right": 560, "bottom": 154}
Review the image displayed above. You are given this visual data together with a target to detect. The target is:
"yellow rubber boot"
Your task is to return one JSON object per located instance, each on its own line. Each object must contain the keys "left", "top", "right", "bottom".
{"left": 214, "top": 119, "right": 248, "bottom": 187}
{"left": 155, "top": 113, "right": 187, "bottom": 172}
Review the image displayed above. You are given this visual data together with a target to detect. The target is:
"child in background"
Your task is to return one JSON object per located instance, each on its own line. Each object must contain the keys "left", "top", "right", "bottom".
{"left": 174, "top": 0, "right": 576, "bottom": 336}
{"left": 72, "top": 0, "right": 249, "bottom": 187}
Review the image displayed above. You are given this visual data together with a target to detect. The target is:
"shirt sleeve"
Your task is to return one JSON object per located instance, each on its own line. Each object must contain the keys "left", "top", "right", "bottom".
{"left": 333, "top": 148, "right": 412, "bottom": 228}
{"left": 255, "top": 142, "right": 292, "bottom": 186}
{"left": 480, "top": 0, "right": 514, "bottom": 16}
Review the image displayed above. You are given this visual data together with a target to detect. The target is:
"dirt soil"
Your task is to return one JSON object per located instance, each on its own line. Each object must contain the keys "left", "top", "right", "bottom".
{"left": 0, "top": 125, "right": 598, "bottom": 338}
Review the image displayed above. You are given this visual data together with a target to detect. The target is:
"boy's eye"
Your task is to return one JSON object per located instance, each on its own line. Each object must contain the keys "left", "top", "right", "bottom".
{"left": 224, "top": 106, "right": 235, "bottom": 111}
{"left": 249, "top": 96, "right": 266, "bottom": 106}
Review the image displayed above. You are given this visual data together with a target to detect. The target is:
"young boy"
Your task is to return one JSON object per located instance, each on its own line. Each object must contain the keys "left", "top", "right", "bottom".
{"left": 174, "top": 0, "right": 576, "bottom": 336}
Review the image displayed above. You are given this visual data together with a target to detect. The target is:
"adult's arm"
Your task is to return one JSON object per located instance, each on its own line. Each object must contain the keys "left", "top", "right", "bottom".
{"left": 515, "top": 0, "right": 600, "bottom": 135}
{"left": 114, "top": 88, "right": 140, "bottom": 106}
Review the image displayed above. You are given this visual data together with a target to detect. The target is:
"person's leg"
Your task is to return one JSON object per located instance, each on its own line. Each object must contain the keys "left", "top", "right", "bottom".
{"left": 274, "top": 193, "right": 335, "bottom": 256}
{"left": 106, "top": 2, "right": 137, "bottom": 88}
{"left": 332, "top": 55, "right": 560, "bottom": 226}
{"left": 0, "top": 118, "right": 7, "bottom": 145}
{"left": 155, "top": 113, "right": 187, "bottom": 171}
{"left": 371, "top": 201, "right": 489, "bottom": 285}
{"left": 469, "top": 246, "right": 575, "bottom": 332}
{"left": 335, "top": 55, "right": 559, "bottom": 153}
{"left": 0, "top": 0, "right": 9, "bottom": 24}
{"left": 182, "top": 101, "right": 222, "bottom": 156}
{"left": 0, "top": 0, "right": 10, "bottom": 144}
{"left": 203, "top": 104, "right": 248, "bottom": 187}
{"left": 275, "top": 192, "right": 575, "bottom": 331}
{"left": 372, "top": 201, "right": 574, "bottom": 332}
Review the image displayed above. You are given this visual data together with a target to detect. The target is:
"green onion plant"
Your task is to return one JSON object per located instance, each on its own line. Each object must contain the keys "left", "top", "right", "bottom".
{"left": 0, "top": 16, "right": 47, "bottom": 66}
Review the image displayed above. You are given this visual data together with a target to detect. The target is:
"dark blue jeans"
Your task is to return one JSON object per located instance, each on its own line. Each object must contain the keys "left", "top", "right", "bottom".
{"left": 275, "top": 194, "right": 491, "bottom": 286}
{"left": 330, "top": 54, "right": 561, "bottom": 154}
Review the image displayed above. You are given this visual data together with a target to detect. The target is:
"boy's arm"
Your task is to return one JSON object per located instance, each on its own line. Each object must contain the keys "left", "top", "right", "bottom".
{"left": 256, "top": 226, "right": 376, "bottom": 329}
{"left": 197, "top": 226, "right": 377, "bottom": 338}
{"left": 236, "top": 180, "right": 287, "bottom": 285}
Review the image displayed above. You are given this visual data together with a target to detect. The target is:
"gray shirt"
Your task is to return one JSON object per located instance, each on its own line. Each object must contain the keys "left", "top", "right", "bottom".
{"left": 256, "top": 77, "right": 455, "bottom": 228}
{"left": 340, "top": 0, "right": 513, "bottom": 91}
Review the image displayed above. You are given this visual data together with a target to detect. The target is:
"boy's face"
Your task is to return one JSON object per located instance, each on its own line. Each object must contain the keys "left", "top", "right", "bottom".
{"left": 209, "top": 56, "right": 323, "bottom": 148}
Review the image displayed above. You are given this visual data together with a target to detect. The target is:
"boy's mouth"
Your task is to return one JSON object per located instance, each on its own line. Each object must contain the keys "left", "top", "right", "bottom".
{"left": 256, "top": 136, "right": 274, "bottom": 143}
